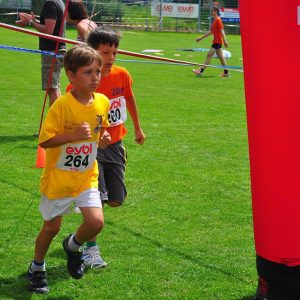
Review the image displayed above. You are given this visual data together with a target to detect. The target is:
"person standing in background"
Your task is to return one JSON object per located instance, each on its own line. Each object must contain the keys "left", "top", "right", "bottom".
{"left": 67, "top": 0, "right": 97, "bottom": 42}
{"left": 16, "top": 0, "right": 66, "bottom": 105}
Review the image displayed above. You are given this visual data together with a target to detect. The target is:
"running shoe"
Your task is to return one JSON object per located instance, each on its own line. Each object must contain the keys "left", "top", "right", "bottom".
{"left": 62, "top": 235, "right": 85, "bottom": 279}
{"left": 27, "top": 265, "right": 49, "bottom": 294}
{"left": 82, "top": 245, "right": 107, "bottom": 269}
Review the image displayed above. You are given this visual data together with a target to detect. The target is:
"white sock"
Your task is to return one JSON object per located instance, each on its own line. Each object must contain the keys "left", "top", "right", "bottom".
{"left": 68, "top": 234, "right": 82, "bottom": 252}
{"left": 31, "top": 261, "right": 46, "bottom": 272}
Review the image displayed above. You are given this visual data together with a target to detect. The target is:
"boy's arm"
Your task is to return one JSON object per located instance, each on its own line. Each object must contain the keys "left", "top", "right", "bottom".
{"left": 126, "top": 95, "right": 145, "bottom": 145}
{"left": 196, "top": 30, "right": 212, "bottom": 42}
{"left": 98, "top": 128, "right": 111, "bottom": 149}
{"left": 39, "top": 122, "right": 92, "bottom": 148}
{"left": 220, "top": 29, "right": 228, "bottom": 48}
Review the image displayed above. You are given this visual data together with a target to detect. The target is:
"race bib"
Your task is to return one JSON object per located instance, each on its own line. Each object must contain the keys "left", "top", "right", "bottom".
{"left": 56, "top": 141, "right": 97, "bottom": 172}
{"left": 108, "top": 96, "right": 127, "bottom": 127}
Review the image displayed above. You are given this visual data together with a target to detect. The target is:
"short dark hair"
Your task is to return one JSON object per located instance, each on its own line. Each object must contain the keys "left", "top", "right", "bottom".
{"left": 68, "top": 0, "right": 88, "bottom": 20}
{"left": 87, "top": 26, "right": 121, "bottom": 49}
{"left": 211, "top": 6, "right": 220, "bottom": 16}
{"left": 64, "top": 44, "right": 102, "bottom": 74}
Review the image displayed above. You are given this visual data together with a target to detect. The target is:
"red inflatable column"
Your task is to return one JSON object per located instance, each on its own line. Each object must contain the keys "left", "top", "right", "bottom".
{"left": 240, "top": 1, "right": 300, "bottom": 299}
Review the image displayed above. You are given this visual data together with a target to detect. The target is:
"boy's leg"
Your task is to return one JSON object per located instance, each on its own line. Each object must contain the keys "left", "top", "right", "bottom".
{"left": 28, "top": 216, "right": 62, "bottom": 294}
{"left": 83, "top": 143, "right": 127, "bottom": 268}
{"left": 62, "top": 207, "right": 104, "bottom": 275}
{"left": 103, "top": 142, "right": 127, "bottom": 207}
{"left": 98, "top": 142, "right": 127, "bottom": 207}
{"left": 76, "top": 207, "right": 104, "bottom": 243}
{"left": 63, "top": 189, "right": 104, "bottom": 276}
{"left": 34, "top": 217, "right": 62, "bottom": 262}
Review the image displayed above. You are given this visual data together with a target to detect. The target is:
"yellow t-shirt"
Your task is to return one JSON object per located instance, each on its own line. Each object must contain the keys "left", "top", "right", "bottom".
{"left": 38, "top": 92, "right": 110, "bottom": 199}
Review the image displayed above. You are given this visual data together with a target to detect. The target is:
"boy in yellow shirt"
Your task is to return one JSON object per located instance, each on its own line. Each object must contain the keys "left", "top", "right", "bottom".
{"left": 27, "top": 44, "right": 111, "bottom": 294}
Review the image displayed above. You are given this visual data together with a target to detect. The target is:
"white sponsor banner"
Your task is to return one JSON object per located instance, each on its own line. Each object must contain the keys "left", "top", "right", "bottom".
{"left": 151, "top": 2, "right": 199, "bottom": 19}
{"left": 219, "top": 8, "right": 240, "bottom": 22}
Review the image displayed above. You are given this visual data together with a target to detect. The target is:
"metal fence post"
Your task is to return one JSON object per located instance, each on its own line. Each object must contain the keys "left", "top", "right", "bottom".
{"left": 197, "top": 0, "right": 202, "bottom": 32}
{"left": 159, "top": 0, "right": 163, "bottom": 31}
{"left": 145, "top": 0, "right": 149, "bottom": 32}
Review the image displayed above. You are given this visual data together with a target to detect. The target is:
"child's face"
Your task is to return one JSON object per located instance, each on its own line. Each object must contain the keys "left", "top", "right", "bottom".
{"left": 68, "top": 59, "right": 101, "bottom": 93}
{"left": 96, "top": 43, "right": 118, "bottom": 74}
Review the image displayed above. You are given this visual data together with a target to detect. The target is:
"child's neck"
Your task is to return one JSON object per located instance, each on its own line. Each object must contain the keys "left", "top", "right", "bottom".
{"left": 71, "top": 90, "right": 94, "bottom": 105}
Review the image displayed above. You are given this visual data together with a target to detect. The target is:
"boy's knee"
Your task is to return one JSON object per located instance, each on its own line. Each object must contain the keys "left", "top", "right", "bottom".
{"left": 43, "top": 224, "right": 61, "bottom": 237}
{"left": 87, "top": 217, "right": 104, "bottom": 234}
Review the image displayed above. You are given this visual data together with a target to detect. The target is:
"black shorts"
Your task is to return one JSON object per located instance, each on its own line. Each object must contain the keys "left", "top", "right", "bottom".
{"left": 255, "top": 255, "right": 300, "bottom": 300}
{"left": 97, "top": 141, "right": 127, "bottom": 205}
{"left": 211, "top": 43, "right": 222, "bottom": 50}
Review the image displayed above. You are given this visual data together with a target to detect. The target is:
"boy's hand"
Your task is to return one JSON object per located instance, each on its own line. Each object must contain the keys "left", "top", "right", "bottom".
{"left": 196, "top": 37, "right": 202, "bottom": 43}
{"left": 223, "top": 39, "right": 229, "bottom": 48}
{"left": 99, "top": 131, "right": 111, "bottom": 149}
{"left": 135, "top": 128, "right": 145, "bottom": 145}
{"left": 73, "top": 122, "right": 92, "bottom": 140}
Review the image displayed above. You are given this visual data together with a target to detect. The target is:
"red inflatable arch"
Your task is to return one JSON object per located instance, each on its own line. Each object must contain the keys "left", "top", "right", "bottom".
{"left": 240, "top": 1, "right": 300, "bottom": 299}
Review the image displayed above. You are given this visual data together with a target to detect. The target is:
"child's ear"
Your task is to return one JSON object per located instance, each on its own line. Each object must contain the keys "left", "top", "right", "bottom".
{"left": 66, "top": 70, "right": 75, "bottom": 84}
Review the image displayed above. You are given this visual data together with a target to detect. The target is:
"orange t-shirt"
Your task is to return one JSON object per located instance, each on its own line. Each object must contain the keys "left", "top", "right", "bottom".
{"left": 211, "top": 17, "right": 224, "bottom": 45}
{"left": 67, "top": 65, "right": 134, "bottom": 144}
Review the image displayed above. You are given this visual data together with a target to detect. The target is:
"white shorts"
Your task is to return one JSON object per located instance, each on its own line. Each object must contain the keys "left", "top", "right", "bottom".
{"left": 40, "top": 188, "right": 101, "bottom": 221}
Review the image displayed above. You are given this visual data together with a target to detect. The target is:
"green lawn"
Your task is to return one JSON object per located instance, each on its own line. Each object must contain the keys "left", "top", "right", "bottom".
{"left": 0, "top": 28, "right": 255, "bottom": 299}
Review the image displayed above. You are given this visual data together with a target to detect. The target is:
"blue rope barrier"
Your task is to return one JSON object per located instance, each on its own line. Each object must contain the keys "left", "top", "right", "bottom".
{"left": 0, "top": 44, "right": 243, "bottom": 71}
{"left": 0, "top": 45, "right": 63, "bottom": 57}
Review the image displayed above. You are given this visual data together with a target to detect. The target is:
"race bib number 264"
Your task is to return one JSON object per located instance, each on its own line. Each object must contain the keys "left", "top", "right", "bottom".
{"left": 56, "top": 142, "right": 97, "bottom": 172}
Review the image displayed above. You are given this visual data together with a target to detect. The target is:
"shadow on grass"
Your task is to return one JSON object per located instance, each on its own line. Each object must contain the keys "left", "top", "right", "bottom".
{"left": 191, "top": 74, "right": 217, "bottom": 79}
{"left": 106, "top": 220, "right": 253, "bottom": 285}
{"left": 237, "top": 296, "right": 255, "bottom": 300}
{"left": 0, "top": 135, "right": 37, "bottom": 144}
{"left": 0, "top": 266, "right": 74, "bottom": 300}
{"left": 0, "top": 178, "right": 39, "bottom": 198}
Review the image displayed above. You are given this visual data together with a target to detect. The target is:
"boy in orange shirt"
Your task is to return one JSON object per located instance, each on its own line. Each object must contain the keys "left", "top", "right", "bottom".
{"left": 67, "top": 27, "right": 145, "bottom": 268}
{"left": 192, "top": 6, "right": 230, "bottom": 77}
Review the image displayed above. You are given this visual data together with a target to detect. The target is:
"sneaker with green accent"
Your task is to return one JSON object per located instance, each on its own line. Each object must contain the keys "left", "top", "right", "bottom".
{"left": 62, "top": 235, "right": 85, "bottom": 279}
{"left": 82, "top": 246, "right": 107, "bottom": 269}
{"left": 27, "top": 265, "right": 49, "bottom": 294}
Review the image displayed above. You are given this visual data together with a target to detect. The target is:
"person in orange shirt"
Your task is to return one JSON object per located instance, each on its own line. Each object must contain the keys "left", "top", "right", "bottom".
{"left": 192, "top": 6, "right": 230, "bottom": 77}
{"left": 67, "top": 27, "right": 145, "bottom": 268}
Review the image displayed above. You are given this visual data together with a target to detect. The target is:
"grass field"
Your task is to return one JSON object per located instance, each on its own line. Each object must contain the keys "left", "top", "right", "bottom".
{"left": 0, "top": 28, "right": 255, "bottom": 300}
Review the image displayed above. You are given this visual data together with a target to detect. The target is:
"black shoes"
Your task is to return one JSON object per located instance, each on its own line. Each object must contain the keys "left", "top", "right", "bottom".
{"left": 62, "top": 234, "right": 85, "bottom": 279}
{"left": 27, "top": 265, "right": 49, "bottom": 294}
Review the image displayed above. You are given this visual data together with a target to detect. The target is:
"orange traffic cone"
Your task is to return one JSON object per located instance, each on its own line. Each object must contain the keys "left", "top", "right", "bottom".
{"left": 36, "top": 145, "right": 46, "bottom": 168}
